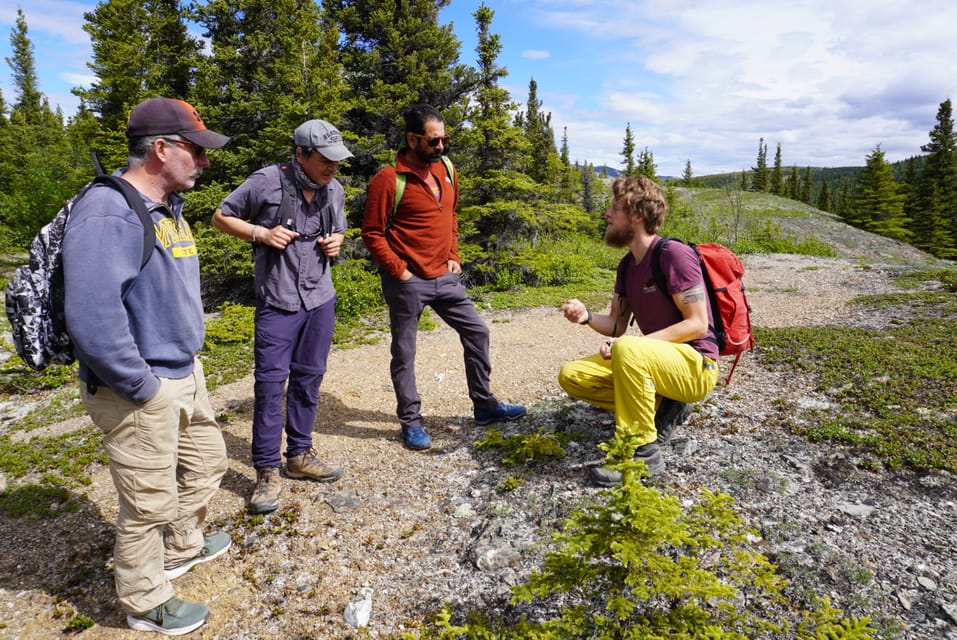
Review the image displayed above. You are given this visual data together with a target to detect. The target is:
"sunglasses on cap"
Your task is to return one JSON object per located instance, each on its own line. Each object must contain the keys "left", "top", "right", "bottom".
{"left": 409, "top": 132, "right": 451, "bottom": 147}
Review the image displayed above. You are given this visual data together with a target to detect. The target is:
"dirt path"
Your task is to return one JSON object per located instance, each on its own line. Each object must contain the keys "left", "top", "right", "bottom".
{"left": 1, "top": 252, "right": 954, "bottom": 639}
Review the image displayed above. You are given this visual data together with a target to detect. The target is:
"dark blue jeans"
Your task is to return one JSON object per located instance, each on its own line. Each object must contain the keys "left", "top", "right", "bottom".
{"left": 381, "top": 271, "right": 498, "bottom": 429}
{"left": 251, "top": 299, "right": 335, "bottom": 469}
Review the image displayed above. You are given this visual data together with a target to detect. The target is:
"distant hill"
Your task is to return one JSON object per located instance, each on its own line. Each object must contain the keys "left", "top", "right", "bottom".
{"left": 675, "top": 187, "right": 948, "bottom": 265}
{"left": 593, "top": 165, "right": 620, "bottom": 178}
{"left": 693, "top": 156, "right": 921, "bottom": 196}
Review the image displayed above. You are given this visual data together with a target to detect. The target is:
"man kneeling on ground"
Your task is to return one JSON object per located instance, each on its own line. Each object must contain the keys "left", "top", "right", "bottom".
{"left": 559, "top": 175, "right": 718, "bottom": 485}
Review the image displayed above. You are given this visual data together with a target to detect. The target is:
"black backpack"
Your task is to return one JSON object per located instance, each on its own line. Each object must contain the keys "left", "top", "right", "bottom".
{"left": 4, "top": 170, "right": 155, "bottom": 371}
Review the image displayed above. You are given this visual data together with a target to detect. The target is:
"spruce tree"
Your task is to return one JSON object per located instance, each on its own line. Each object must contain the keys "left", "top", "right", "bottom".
{"left": 637, "top": 147, "right": 657, "bottom": 180}
{"left": 837, "top": 178, "right": 853, "bottom": 220}
{"left": 5, "top": 9, "right": 44, "bottom": 126}
{"left": 78, "top": 0, "right": 201, "bottom": 129}
{"left": 457, "top": 3, "right": 529, "bottom": 208}
{"left": 681, "top": 160, "right": 694, "bottom": 187}
{"left": 580, "top": 162, "right": 596, "bottom": 214}
{"left": 914, "top": 98, "right": 957, "bottom": 256}
{"left": 0, "top": 88, "right": 9, "bottom": 195}
{"left": 460, "top": 4, "right": 525, "bottom": 178}
{"left": 770, "top": 142, "right": 783, "bottom": 195}
{"left": 1, "top": 11, "right": 77, "bottom": 244}
{"left": 195, "top": 0, "right": 347, "bottom": 186}
{"left": 620, "top": 123, "right": 636, "bottom": 176}
{"left": 520, "top": 78, "right": 559, "bottom": 185}
{"left": 325, "top": 0, "right": 475, "bottom": 183}
{"left": 816, "top": 179, "right": 831, "bottom": 212}
{"left": 852, "top": 144, "right": 910, "bottom": 241}
{"left": 751, "top": 138, "right": 768, "bottom": 192}
{"left": 801, "top": 166, "right": 813, "bottom": 203}
{"left": 786, "top": 165, "right": 799, "bottom": 200}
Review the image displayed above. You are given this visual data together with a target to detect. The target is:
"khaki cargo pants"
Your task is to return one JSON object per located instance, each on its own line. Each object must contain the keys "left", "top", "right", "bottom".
{"left": 82, "top": 358, "right": 227, "bottom": 615}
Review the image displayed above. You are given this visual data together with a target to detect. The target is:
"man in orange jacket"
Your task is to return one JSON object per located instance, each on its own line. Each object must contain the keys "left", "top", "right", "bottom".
{"left": 362, "top": 104, "right": 525, "bottom": 450}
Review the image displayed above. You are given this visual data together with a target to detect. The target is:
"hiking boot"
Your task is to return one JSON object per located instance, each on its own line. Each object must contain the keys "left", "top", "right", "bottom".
{"left": 286, "top": 448, "right": 343, "bottom": 482}
{"left": 401, "top": 424, "right": 432, "bottom": 450}
{"left": 165, "top": 532, "right": 232, "bottom": 580}
{"left": 636, "top": 442, "right": 665, "bottom": 476}
{"left": 588, "top": 465, "right": 623, "bottom": 486}
{"left": 474, "top": 402, "right": 527, "bottom": 426}
{"left": 588, "top": 443, "right": 665, "bottom": 487}
{"left": 127, "top": 596, "right": 210, "bottom": 636}
{"left": 249, "top": 466, "right": 281, "bottom": 514}
{"left": 655, "top": 398, "right": 694, "bottom": 445}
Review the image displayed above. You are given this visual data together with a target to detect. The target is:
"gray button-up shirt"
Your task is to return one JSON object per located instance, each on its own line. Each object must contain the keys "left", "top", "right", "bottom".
{"left": 219, "top": 162, "right": 346, "bottom": 311}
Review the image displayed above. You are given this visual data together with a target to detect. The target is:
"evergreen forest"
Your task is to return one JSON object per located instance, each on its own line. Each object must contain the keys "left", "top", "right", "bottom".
{"left": 3, "top": 4, "right": 957, "bottom": 638}
{"left": 1, "top": 0, "right": 956, "bottom": 300}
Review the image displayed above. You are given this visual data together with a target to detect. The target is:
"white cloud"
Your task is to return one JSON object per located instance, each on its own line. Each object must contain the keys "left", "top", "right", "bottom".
{"left": 0, "top": 1, "right": 91, "bottom": 46}
{"left": 61, "top": 72, "right": 96, "bottom": 88}
{"left": 522, "top": 49, "right": 550, "bottom": 60}
{"left": 515, "top": 0, "right": 957, "bottom": 174}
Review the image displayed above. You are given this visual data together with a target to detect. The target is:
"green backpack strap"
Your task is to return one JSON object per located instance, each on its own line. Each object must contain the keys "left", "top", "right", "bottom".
{"left": 390, "top": 155, "right": 455, "bottom": 224}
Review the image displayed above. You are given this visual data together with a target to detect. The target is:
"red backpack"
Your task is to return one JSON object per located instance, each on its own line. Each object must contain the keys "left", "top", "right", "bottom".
{"left": 651, "top": 239, "right": 755, "bottom": 384}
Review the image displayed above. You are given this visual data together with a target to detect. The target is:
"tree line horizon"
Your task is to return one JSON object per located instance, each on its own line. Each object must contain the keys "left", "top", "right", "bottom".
{"left": 2, "top": 2, "right": 955, "bottom": 264}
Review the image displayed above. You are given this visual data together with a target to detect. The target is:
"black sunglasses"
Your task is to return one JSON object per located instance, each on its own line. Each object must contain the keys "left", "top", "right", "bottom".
{"left": 409, "top": 132, "right": 450, "bottom": 147}
{"left": 162, "top": 138, "right": 207, "bottom": 157}
{"left": 284, "top": 218, "right": 329, "bottom": 241}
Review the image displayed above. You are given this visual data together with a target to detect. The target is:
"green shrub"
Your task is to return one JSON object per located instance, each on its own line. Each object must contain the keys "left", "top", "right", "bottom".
{"left": 474, "top": 427, "right": 571, "bottom": 466}
{"left": 0, "top": 427, "right": 106, "bottom": 487}
{"left": 332, "top": 259, "right": 384, "bottom": 321}
{"left": 757, "top": 291, "right": 957, "bottom": 473}
{"left": 194, "top": 220, "right": 255, "bottom": 279}
{"left": 200, "top": 303, "right": 256, "bottom": 390}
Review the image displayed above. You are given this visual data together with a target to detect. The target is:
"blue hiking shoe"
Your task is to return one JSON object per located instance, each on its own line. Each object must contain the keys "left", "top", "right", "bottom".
{"left": 474, "top": 402, "right": 526, "bottom": 426}
{"left": 165, "top": 532, "right": 232, "bottom": 580}
{"left": 401, "top": 424, "right": 432, "bottom": 450}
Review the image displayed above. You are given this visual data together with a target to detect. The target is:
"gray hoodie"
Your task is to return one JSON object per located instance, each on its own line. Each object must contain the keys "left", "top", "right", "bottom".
{"left": 63, "top": 177, "right": 205, "bottom": 403}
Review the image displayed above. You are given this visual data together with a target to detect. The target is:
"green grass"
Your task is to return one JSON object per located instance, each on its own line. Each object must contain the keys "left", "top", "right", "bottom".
{"left": 0, "top": 189, "right": 950, "bottom": 509}
{"left": 757, "top": 286, "right": 957, "bottom": 473}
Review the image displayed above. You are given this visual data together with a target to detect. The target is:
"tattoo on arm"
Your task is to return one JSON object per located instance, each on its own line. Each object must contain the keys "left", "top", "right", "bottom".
{"left": 679, "top": 287, "right": 705, "bottom": 305}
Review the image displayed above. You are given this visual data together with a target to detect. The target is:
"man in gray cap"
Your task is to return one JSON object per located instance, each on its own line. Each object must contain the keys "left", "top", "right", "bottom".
{"left": 212, "top": 119, "right": 352, "bottom": 514}
{"left": 63, "top": 96, "right": 231, "bottom": 635}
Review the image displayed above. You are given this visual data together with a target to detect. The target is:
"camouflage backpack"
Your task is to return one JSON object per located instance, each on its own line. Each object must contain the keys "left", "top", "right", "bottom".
{"left": 4, "top": 174, "right": 155, "bottom": 370}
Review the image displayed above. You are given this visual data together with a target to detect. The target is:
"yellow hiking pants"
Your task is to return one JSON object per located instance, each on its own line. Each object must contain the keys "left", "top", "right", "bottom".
{"left": 558, "top": 337, "right": 718, "bottom": 446}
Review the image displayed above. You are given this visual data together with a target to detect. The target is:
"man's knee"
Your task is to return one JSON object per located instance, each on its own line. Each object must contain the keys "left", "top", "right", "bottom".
{"left": 558, "top": 361, "right": 584, "bottom": 397}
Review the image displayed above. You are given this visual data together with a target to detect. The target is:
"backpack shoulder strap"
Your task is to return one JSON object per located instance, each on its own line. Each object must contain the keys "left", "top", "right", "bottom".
{"left": 390, "top": 155, "right": 455, "bottom": 221}
{"left": 276, "top": 162, "right": 299, "bottom": 228}
{"left": 440, "top": 155, "right": 455, "bottom": 183}
{"left": 650, "top": 236, "right": 682, "bottom": 295}
{"left": 91, "top": 174, "right": 155, "bottom": 269}
{"left": 391, "top": 160, "right": 406, "bottom": 221}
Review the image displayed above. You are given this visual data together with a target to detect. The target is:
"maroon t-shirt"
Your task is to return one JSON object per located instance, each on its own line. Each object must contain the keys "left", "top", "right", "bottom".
{"left": 613, "top": 237, "right": 719, "bottom": 360}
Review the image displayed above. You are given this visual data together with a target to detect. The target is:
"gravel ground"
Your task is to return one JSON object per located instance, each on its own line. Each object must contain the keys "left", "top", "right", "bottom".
{"left": 0, "top": 247, "right": 955, "bottom": 639}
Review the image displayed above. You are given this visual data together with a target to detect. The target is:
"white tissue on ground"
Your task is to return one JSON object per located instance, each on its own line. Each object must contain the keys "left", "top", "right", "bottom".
{"left": 343, "top": 586, "right": 373, "bottom": 627}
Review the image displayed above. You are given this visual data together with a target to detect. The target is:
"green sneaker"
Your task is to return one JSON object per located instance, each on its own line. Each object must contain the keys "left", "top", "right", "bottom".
{"left": 165, "top": 532, "right": 231, "bottom": 580}
{"left": 127, "top": 596, "right": 210, "bottom": 635}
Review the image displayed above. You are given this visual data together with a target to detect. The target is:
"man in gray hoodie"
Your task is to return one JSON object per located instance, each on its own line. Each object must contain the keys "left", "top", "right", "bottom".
{"left": 63, "top": 97, "right": 230, "bottom": 636}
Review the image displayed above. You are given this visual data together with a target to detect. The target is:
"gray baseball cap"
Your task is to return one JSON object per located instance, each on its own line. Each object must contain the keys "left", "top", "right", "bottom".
{"left": 293, "top": 120, "right": 353, "bottom": 162}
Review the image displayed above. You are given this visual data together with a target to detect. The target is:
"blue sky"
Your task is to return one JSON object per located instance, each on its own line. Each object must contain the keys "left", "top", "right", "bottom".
{"left": 3, "top": 0, "right": 956, "bottom": 177}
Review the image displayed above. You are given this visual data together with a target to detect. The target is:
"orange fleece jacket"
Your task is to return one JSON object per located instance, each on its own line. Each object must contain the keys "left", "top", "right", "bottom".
{"left": 361, "top": 151, "right": 459, "bottom": 279}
